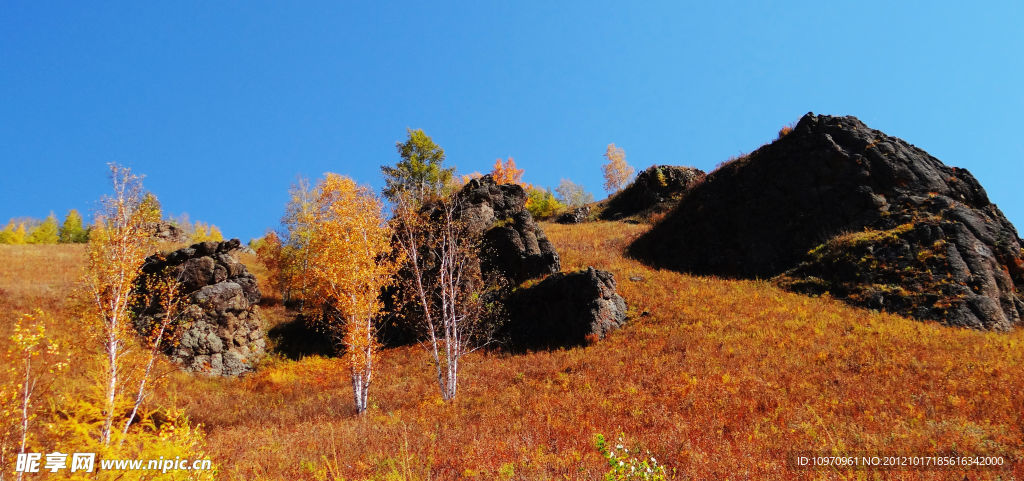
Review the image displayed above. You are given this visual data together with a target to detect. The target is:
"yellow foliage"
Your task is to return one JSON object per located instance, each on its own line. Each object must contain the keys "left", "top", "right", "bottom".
{"left": 190, "top": 221, "right": 224, "bottom": 243}
{"left": 602, "top": 143, "right": 634, "bottom": 193}
{"left": 0, "top": 309, "right": 69, "bottom": 471}
{"left": 303, "top": 173, "right": 402, "bottom": 413}
{"left": 0, "top": 221, "right": 28, "bottom": 244}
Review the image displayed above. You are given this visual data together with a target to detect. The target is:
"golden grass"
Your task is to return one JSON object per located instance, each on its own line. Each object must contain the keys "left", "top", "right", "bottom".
{"left": 3, "top": 224, "right": 1023, "bottom": 480}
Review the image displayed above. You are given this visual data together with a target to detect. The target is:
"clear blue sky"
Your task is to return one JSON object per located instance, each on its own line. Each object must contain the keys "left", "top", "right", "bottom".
{"left": 2, "top": 2, "right": 1022, "bottom": 241}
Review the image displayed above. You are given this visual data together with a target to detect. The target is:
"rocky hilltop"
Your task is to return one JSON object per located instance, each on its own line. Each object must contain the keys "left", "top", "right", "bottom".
{"left": 135, "top": 239, "right": 267, "bottom": 375}
{"left": 630, "top": 113, "right": 1024, "bottom": 330}
{"left": 599, "top": 164, "right": 705, "bottom": 221}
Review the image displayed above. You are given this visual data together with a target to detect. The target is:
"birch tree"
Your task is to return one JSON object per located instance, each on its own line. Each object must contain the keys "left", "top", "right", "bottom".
{"left": 392, "top": 194, "right": 484, "bottom": 401}
{"left": 303, "top": 173, "right": 401, "bottom": 414}
{"left": 602, "top": 143, "right": 635, "bottom": 193}
{"left": 82, "top": 164, "right": 156, "bottom": 445}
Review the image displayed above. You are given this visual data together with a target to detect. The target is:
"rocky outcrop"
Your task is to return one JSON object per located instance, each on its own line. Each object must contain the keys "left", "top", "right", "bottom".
{"left": 135, "top": 239, "right": 266, "bottom": 375}
{"left": 502, "top": 267, "right": 627, "bottom": 349}
{"left": 382, "top": 177, "right": 631, "bottom": 349}
{"left": 458, "top": 175, "right": 560, "bottom": 285}
{"left": 146, "top": 221, "right": 189, "bottom": 243}
{"left": 600, "top": 165, "right": 705, "bottom": 220}
{"left": 630, "top": 113, "right": 1023, "bottom": 330}
{"left": 556, "top": 206, "right": 592, "bottom": 224}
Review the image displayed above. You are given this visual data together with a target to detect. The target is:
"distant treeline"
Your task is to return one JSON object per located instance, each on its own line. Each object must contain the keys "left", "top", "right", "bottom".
{"left": 0, "top": 193, "right": 224, "bottom": 245}
{"left": 0, "top": 210, "right": 88, "bottom": 244}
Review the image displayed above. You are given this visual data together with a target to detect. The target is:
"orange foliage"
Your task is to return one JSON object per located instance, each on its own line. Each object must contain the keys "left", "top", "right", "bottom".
{"left": 491, "top": 156, "right": 525, "bottom": 186}
{"left": 778, "top": 124, "right": 794, "bottom": 138}
{"left": 304, "top": 173, "right": 402, "bottom": 414}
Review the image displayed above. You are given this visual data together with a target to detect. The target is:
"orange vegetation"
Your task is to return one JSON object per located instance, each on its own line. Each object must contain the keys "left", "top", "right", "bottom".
{"left": 2, "top": 220, "right": 1023, "bottom": 479}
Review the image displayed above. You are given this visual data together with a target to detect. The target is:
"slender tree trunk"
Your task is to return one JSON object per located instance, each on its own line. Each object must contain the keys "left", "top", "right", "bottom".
{"left": 121, "top": 311, "right": 171, "bottom": 444}
{"left": 101, "top": 329, "right": 119, "bottom": 445}
{"left": 18, "top": 355, "right": 33, "bottom": 468}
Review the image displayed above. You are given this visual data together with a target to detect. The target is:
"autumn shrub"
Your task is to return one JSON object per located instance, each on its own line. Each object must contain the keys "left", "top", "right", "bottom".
{"left": 0, "top": 309, "right": 69, "bottom": 475}
{"left": 190, "top": 221, "right": 224, "bottom": 243}
{"left": 491, "top": 157, "right": 525, "bottom": 186}
{"left": 525, "top": 186, "right": 565, "bottom": 219}
{"left": 778, "top": 124, "right": 794, "bottom": 138}
{"left": 47, "top": 397, "right": 216, "bottom": 481}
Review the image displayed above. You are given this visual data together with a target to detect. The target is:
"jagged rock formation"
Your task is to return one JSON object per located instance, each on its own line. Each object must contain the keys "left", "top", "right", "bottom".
{"left": 600, "top": 165, "right": 705, "bottom": 220}
{"left": 502, "top": 267, "right": 627, "bottom": 349}
{"left": 459, "top": 175, "right": 560, "bottom": 285}
{"left": 135, "top": 239, "right": 267, "bottom": 375}
{"left": 630, "top": 113, "right": 1023, "bottom": 330}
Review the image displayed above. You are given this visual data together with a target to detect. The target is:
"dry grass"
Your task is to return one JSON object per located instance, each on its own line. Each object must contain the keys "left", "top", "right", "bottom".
{"left": 0, "top": 244, "right": 85, "bottom": 326}
{"left": 3, "top": 224, "right": 1024, "bottom": 479}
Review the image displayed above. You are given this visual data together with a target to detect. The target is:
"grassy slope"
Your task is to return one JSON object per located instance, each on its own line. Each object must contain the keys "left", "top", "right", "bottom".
{"left": 1, "top": 222, "right": 1023, "bottom": 480}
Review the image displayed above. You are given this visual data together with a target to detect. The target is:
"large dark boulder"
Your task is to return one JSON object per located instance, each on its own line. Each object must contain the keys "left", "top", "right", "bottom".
{"left": 630, "top": 113, "right": 1024, "bottom": 330}
{"left": 458, "top": 175, "right": 560, "bottom": 285}
{"left": 135, "top": 239, "right": 267, "bottom": 375}
{"left": 601, "top": 165, "right": 705, "bottom": 220}
{"left": 501, "top": 267, "right": 627, "bottom": 349}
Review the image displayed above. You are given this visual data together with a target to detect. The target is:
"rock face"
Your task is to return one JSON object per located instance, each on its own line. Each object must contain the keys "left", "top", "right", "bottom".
{"left": 600, "top": 165, "right": 705, "bottom": 220}
{"left": 630, "top": 113, "right": 1023, "bottom": 330}
{"left": 502, "top": 267, "right": 627, "bottom": 349}
{"left": 136, "top": 239, "right": 266, "bottom": 375}
{"left": 459, "top": 175, "right": 560, "bottom": 285}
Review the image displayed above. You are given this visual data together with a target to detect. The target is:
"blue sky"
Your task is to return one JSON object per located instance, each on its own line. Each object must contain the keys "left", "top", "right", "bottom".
{"left": 2, "top": 2, "right": 1022, "bottom": 241}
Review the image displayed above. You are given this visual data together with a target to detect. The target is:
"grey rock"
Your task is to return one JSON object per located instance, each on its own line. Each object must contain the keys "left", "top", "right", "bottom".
{"left": 135, "top": 239, "right": 266, "bottom": 375}
{"left": 556, "top": 205, "right": 592, "bottom": 224}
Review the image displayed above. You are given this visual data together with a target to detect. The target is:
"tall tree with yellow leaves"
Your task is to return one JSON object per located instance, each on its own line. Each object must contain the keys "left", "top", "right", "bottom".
{"left": 601, "top": 143, "right": 635, "bottom": 193}
{"left": 304, "top": 173, "right": 401, "bottom": 414}
{"left": 81, "top": 164, "right": 157, "bottom": 445}
{"left": 58, "top": 209, "right": 89, "bottom": 243}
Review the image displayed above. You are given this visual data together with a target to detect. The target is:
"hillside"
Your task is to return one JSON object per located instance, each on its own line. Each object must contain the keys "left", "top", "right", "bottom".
{"left": 2, "top": 222, "right": 1023, "bottom": 479}
{"left": 630, "top": 113, "right": 1024, "bottom": 330}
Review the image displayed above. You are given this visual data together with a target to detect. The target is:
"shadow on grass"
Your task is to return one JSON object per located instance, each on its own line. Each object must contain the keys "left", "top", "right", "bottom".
{"left": 266, "top": 315, "right": 335, "bottom": 360}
